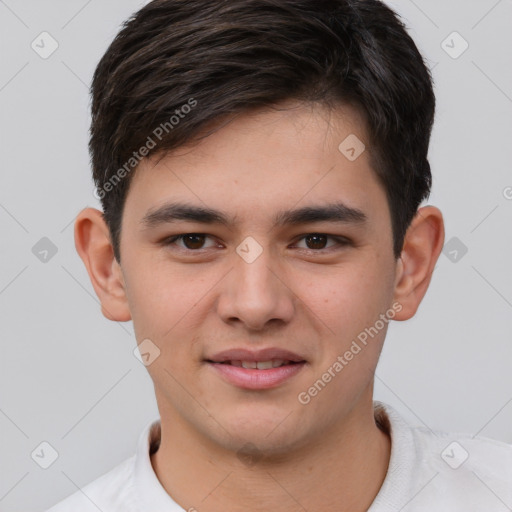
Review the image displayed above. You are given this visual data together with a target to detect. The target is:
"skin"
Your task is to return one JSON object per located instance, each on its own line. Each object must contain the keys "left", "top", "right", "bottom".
{"left": 75, "top": 100, "right": 444, "bottom": 512}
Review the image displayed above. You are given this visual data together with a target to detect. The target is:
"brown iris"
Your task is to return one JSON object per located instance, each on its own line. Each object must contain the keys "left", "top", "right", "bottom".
{"left": 182, "top": 234, "right": 207, "bottom": 249}
{"left": 304, "top": 234, "right": 328, "bottom": 250}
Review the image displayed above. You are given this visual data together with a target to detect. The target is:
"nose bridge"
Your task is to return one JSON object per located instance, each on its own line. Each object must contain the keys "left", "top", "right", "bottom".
{"left": 217, "top": 240, "right": 295, "bottom": 329}
{"left": 236, "top": 247, "right": 276, "bottom": 296}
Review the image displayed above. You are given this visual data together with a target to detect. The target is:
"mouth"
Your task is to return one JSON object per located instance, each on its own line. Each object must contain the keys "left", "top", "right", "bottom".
{"left": 204, "top": 349, "right": 307, "bottom": 390}
{"left": 206, "top": 359, "right": 302, "bottom": 369}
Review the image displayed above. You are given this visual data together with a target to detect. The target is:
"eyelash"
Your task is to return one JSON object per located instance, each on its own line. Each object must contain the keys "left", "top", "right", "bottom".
{"left": 161, "top": 233, "right": 351, "bottom": 254}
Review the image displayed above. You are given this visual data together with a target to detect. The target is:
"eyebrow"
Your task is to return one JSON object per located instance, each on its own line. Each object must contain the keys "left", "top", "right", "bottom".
{"left": 141, "top": 201, "right": 367, "bottom": 229}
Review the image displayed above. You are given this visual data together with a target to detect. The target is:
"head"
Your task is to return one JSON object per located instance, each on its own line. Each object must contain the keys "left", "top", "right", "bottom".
{"left": 76, "top": 0, "right": 444, "bottom": 456}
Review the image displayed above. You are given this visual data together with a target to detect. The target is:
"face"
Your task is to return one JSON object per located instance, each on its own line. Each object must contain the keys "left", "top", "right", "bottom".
{"left": 118, "top": 101, "right": 401, "bottom": 454}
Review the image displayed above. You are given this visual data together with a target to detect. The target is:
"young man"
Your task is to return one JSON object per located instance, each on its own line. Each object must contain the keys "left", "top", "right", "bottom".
{"left": 47, "top": 0, "right": 512, "bottom": 510}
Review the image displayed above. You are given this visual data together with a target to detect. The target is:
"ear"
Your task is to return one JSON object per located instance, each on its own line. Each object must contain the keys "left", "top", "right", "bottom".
{"left": 392, "top": 206, "right": 445, "bottom": 320}
{"left": 74, "top": 207, "right": 131, "bottom": 322}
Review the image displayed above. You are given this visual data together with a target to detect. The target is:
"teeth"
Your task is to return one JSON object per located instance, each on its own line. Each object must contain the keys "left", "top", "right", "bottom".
{"left": 235, "top": 359, "right": 289, "bottom": 369}
{"left": 213, "top": 359, "right": 296, "bottom": 368}
{"left": 256, "top": 360, "right": 273, "bottom": 370}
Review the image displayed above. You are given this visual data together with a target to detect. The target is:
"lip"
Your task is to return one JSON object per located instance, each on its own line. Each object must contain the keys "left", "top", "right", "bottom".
{"left": 207, "top": 347, "right": 305, "bottom": 363}
{"left": 206, "top": 361, "right": 306, "bottom": 390}
{"left": 204, "top": 347, "right": 306, "bottom": 390}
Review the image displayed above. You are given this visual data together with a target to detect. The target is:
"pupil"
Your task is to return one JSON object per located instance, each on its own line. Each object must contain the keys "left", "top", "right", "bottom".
{"left": 306, "top": 234, "right": 327, "bottom": 249}
{"left": 184, "top": 234, "right": 205, "bottom": 249}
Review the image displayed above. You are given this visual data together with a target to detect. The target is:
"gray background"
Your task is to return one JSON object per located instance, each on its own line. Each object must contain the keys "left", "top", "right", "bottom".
{"left": 0, "top": 0, "right": 511, "bottom": 510}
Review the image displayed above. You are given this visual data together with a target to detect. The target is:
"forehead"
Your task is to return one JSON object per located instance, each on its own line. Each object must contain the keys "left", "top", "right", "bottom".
{"left": 124, "top": 101, "right": 388, "bottom": 227}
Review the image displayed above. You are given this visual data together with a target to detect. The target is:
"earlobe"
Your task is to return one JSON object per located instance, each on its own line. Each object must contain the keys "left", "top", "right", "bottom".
{"left": 392, "top": 206, "right": 445, "bottom": 320}
{"left": 74, "top": 207, "right": 132, "bottom": 322}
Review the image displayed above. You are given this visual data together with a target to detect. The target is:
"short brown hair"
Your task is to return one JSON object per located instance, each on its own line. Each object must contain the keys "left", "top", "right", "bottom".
{"left": 90, "top": 0, "right": 435, "bottom": 262}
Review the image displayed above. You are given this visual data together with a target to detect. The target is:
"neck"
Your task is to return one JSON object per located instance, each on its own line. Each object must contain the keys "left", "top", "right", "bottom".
{"left": 151, "top": 399, "right": 391, "bottom": 512}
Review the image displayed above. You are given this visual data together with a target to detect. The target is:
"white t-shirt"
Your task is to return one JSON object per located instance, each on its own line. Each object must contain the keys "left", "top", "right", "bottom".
{"left": 45, "top": 401, "right": 512, "bottom": 511}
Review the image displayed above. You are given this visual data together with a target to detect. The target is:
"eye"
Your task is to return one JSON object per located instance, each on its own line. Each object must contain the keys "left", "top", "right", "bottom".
{"left": 161, "top": 232, "right": 349, "bottom": 253}
{"left": 293, "top": 233, "right": 349, "bottom": 251}
{"left": 163, "top": 233, "right": 219, "bottom": 251}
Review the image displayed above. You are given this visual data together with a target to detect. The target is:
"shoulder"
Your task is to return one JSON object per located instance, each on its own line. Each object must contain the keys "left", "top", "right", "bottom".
{"left": 373, "top": 402, "right": 512, "bottom": 510}
{"left": 410, "top": 426, "right": 512, "bottom": 509}
{"left": 45, "top": 455, "right": 138, "bottom": 512}
{"left": 412, "top": 425, "right": 512, "bottom": 491}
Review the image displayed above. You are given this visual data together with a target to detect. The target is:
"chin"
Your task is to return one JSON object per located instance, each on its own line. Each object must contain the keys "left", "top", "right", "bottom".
{"left": 220, "top": 413, "right": 306, "bottom": 453}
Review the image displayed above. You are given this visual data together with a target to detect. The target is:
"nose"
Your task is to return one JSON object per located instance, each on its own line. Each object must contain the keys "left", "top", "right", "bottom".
{"left": 216, "top": 245, "right": 295, "bottom": 332}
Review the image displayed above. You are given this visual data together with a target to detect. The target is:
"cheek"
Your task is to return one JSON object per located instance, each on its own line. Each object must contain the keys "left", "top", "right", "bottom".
{"left": 293, "top": 260, "right": 393, "bottom": 341}
{"left": 123, "top": 257, "right": 208, "bottom": 341}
